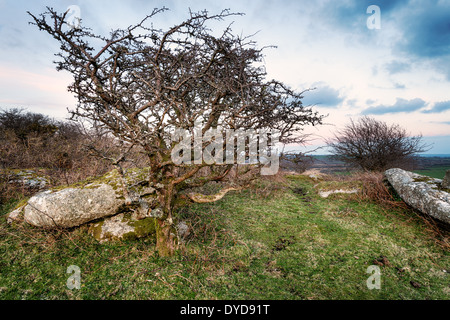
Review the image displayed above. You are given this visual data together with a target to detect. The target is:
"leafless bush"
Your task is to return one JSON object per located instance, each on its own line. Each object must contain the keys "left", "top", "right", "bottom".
{"left": 0, "top": 108, "right": 133, "bottom": 190}
{"left": 327, "top": 116, "right": 430, "bottom": 172}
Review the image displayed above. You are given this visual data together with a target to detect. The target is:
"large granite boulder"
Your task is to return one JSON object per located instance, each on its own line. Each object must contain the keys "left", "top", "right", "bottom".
{"left": 385, "top": 168, "right": 450, "bottom": 225}
{"left": 7, "top": 167, "right": 160, "bottom": 229}
{"left": 23, "top": 184, "right": 123, "bottom": 228}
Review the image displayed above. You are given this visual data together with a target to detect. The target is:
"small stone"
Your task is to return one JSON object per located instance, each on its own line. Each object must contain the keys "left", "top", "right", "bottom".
{"left": 177, "top": 221, "right": 190, "bottom": 241}
{"left": 89, "top": 213, "right": 157, "bottom": 242}
{"left": 2, "top": 169, "right": 49, "bottom": 191}
{"left": 373, "top": 255, "right": 391, "bottom": 267}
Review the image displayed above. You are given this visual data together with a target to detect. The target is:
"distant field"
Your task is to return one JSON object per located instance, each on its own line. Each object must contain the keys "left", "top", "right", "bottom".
{"left": 413, "top": 166, "right": 450, "bottom": 179}
{"left": 309, "top": 155, "right": 450, "bottom": 178}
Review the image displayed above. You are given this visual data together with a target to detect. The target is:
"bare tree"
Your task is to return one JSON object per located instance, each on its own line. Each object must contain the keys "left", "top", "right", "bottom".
{"left": 327, "top": 116, "right": 430, "bottom": 172}
{"left": 29, "top": 7, "right": 324, "bottom": 255}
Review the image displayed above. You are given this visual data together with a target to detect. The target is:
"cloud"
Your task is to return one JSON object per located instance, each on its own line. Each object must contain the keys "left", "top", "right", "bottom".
{"left": 362, "top": 97, "right": 426, "bottom": 115}
{"left": 393, "top": 82, "right": 406, "bottom": 89}
{"left": 397, "top": 2, "right": 450, "bottom": 59}
{"left": 321, "top": 1, "right": 450, "bottom": 79}
{"left": 301, "top": 83, "right": 344, "bottom": 107}
{"left": 430, "top": 121, "right": 450, "bottom": 126}
{"left": 384, "top": 60, "right": 410, "bottom": 74}
{"left": 422, "top": 101, "right": 450, "bottom": 114}
{"left": 390, "top": 1, "right": 450, "bottom": 79}
{"left": 323, "top": 0, "right": 409, "bottom": 31}
{"left": 346, "top": 99, "right": 357, "bottom": 107}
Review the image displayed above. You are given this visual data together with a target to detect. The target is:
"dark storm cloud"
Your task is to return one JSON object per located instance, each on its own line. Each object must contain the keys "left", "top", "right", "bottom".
{"left": 395, "top": 1, "right": 450, "bottom": 79}
{"left": 322, "top": 0, "right": 450, "bottom": 79}
{"left": 362, "top": 97, "right": 426, "bottom": 115}
{"left": 398, "top": 2, "right": 450, "bottom": 59}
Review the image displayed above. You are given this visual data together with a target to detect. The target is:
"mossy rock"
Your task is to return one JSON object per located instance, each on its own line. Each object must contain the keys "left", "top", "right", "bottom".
{"left": 51, "top": 167, "right": 152, "bottom": 196}
{"left": 1, "top": 168, "right": 50, "bottom": 190}
{"left": 89, "top": 212, "right": 157, "bottom": 243}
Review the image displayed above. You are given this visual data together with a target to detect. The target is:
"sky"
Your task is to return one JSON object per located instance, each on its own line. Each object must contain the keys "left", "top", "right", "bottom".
{"left": 0, "top": 0, "right": 449, "bottom": 154}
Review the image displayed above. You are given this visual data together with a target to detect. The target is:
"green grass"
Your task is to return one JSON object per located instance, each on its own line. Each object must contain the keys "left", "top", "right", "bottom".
{"left": 413, "top": 166, "right": 450, "bottom": 179}
{"left": 0, "top": 175, "right": 449, "bottom": 300}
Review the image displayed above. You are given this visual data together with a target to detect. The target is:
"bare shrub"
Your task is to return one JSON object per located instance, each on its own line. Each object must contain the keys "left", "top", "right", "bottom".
{"left": 327, "top": 116, "right": 430, "bottom": 172}
{"left": 0, "top": 108, "right": 125, "bottom": 189}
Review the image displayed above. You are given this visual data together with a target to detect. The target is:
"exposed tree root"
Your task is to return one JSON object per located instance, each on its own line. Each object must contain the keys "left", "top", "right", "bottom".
{"left": 187, "top": 187, "right": 241, "bottom": 203}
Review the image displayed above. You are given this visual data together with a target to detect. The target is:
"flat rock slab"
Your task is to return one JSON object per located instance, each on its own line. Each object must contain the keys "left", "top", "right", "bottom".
{"left": 385, "top": 168, "right": 450, "bottom": 225}
{"left": 318, "top": 189, "right": 359, "bottom": 198}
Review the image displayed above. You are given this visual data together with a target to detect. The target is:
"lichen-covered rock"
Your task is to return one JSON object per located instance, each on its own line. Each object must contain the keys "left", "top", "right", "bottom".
{"left": 7, "top": 167, "right": 158, "bottom": 229}
{"left": 385, "top": 168, "right": 450, "bottom": 225}
{"left": 2, "top": 169, "right": 50, "bottom": 191}
{"left": 23, "top": 184, "right": 124, "bottom": 228}
{"left": 89, "top": 212, "right": 158, "bottom": 242}
{"left": 176, "top": 221, "right": 191, "bottom": 242}
{"left": 442, "top": 169, "right": 450, "bottom": 189}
